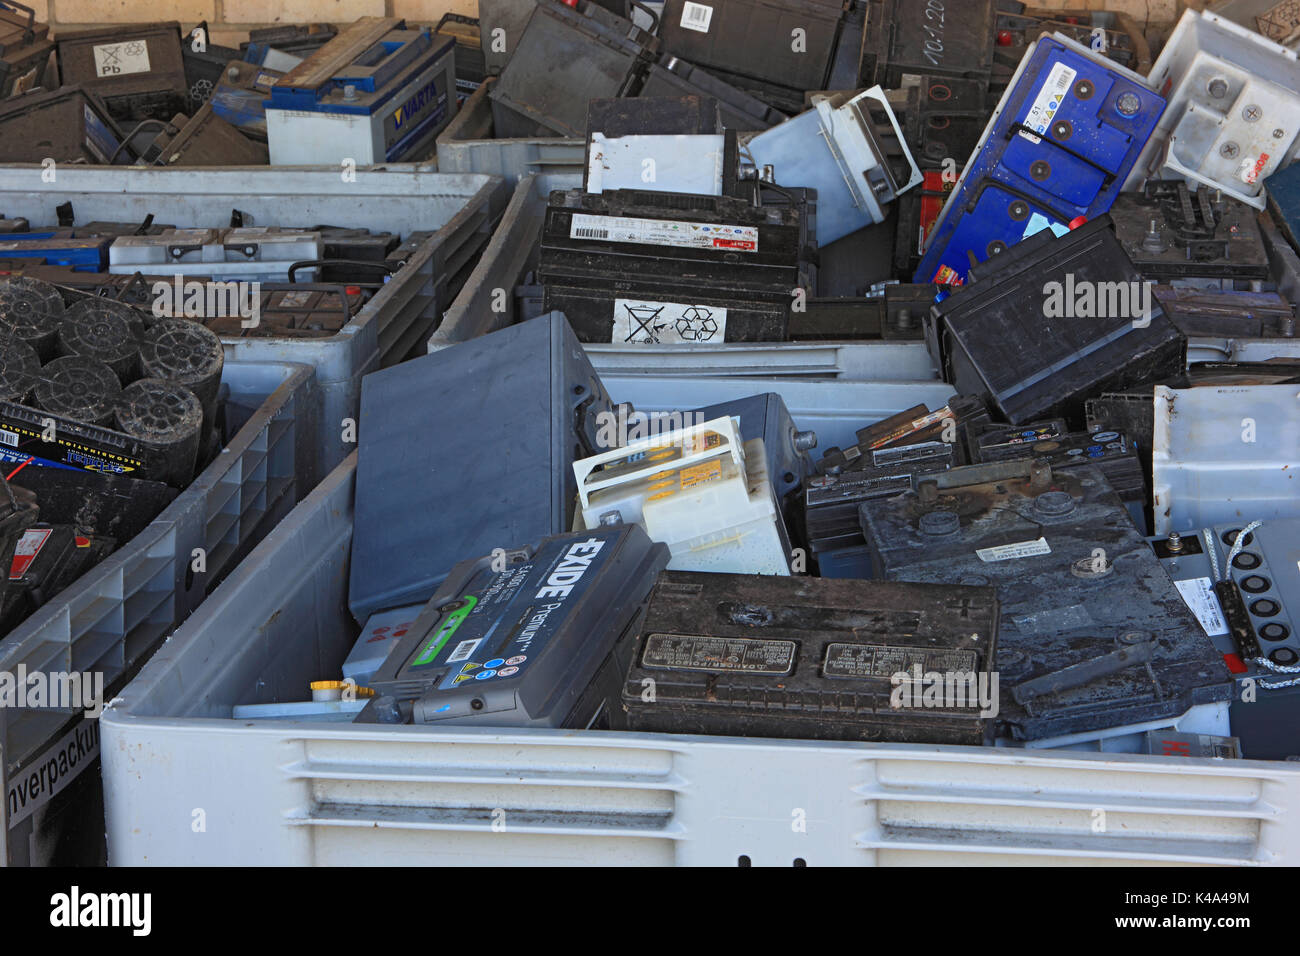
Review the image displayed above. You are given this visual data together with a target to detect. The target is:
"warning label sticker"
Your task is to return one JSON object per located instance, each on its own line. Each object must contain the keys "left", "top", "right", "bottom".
{"left": 823, "top": 643, "right": 979, "bottom": 680}
{"left": 10, "top": 528, "right": 51, "bottom": 580}
{"left": 975, "top": 537, "right": 1051, "bottom": 563}
{"left": 679, "top": 460, "right": 723, "bottom": 490}
{"left": 641, "top": 633, "right": 795, "bottom": 674}
{"left": 1023, "top": 62, "right": 1076, "bottom": 137}
{"left": 571, "top": 213, "right": 758, "bottom": 252}
{"left": 1174, "top": 577, "right": 1229, "bottom": 638}
{"left": 93, "top": 40, "right": 152, "bottom": 78}
{"left": 613, "top": 298, "right": 728, "bottom": 344}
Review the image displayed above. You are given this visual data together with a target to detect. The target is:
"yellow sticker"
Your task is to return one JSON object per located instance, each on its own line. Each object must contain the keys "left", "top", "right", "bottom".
{"left": 649, "top": 448, "right": 676, "bottom": 461}
{"left": 680, "top": 460, "right": 723, "bottom": 488}
{"left": 647, "top": 490, "right": 677, "bottom": 502}
{"left": 647, "top": 479, "right": 675, "bottom": 492}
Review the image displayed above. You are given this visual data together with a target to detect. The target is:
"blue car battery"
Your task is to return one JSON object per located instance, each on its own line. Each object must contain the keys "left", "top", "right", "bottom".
{"left": 913, "top": 32, "right": 1166, "bottom": 286}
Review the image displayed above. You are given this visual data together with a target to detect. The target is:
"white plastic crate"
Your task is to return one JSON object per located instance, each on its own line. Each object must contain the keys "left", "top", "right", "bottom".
{"left": 433, "top": 78, "right": 586, "bottom": 182}
{"left": 1, "top": 358, "right": 318, "bottom": 866}
{"left": 101, "top": 403, "right": 1300, "bottom": 866}
{"left": 0, "top": 165, "right": 510, "bottom": 472}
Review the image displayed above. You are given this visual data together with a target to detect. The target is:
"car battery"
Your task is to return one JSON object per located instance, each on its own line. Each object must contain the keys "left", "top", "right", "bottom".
{"left": 208, "top": 59, "right": 284, "bottom": 141}
{"left": 1152, "top": 286, "right": 1296, "bottom": 339}
{"left": 349, "top": 312, "right": 618, "bottom": 621}
{"left": 690, "top": 391, "right": 817, "bottom": 505}
{"left": 265, "top": 18, "right": 457, "bottom": 166}
{"left": 362, "top": 525, "right": 669, "bottom": 728}
{"left": 0, "top": 0, "right": 54, "bottom": 98}
{"left": 309, "top": 227, "right": 399, "bottom": 284}
{"left": 638, "top": 54, "right": 787, "bottom": 131}
{"left": 859, "top": 459, "right": 1234, "bottom": 743}
{"left": 108, "top": 228, "right": 322, "bottom": 283}
{"left": 587, "top": 131, "right": 731, "bottom": 196}
{"left": 658, "top": 0, "right": 847, "bottom": 104}
{"left": 242, "top": 23, "right": 339, "bottom": 71}
{"left": 342, "top": 603, "right": 426, "bottom": 686}
{"left": 180, "top": 22, "right": 242, "bottom": 113}
{"left": 862, "top": 0, "right": 998, "bottom": 90}
{"left": 970, "top": 419, "right": 1146, "bottom": 504}
{"left": 55, "top": 22, "right": 188, "bottom": 122}
{"left": 137, "top": 104, "right": 271, "bottom": 166}
{"left": 1, "top": 523, "right": 115, "bottom": 632}
{"left": 805, "top": 441, "right": 954, "bottom": 573}
{"left": 478, "top": 0, "right": 536, "bottom": 76}
{"left": 0, "top": 474, "right": 38, "bottom": 614}
{"left": 9, "top": 463, "right": 175, "bottom": 544}
{"left": 914, "top": 33, "right": 1165, "bottom": 286}
{"left": 0, "top": 86, "right": 126, "bottom": 164}
{"left": 435, "top": 13, "right": 484, "bottom": 105}
{"left": 537, "top": 187, "right": 816, "bottom": 343}
{"left": 1149, "top": 520, "right": 1300, "bottom": 760}
{"left": 1128, "top": 10, "right": 1300, "bottom": 211}
{"left": 490, "top": 0, "right": 659, "bottom": 138}
{"left": 1152, "top": 383, "right": 1300, "bottom": 537}
{"left": 1110, "top": 180, "right": 1269, "bottom": 282}
{"left": 620, "top": 570, "right": 1000, "bottom": 746}
{"left": 0, "top": 233, "right": 112, "bottom": 271}
{"left": 992, "top": 8, "right": 1150, "bottom": 90}
{"left": 744, "top": 86, "right": 921, "bottom": 245}
{"left": 786, "top": 297, "right": 890, "bottom": 339}
{"left": 205, "top": 284, "right": 362, "bottom": 338}
{"left": 817, "top": 395, "right": 991, "bottom": 474}
{"left": 573, "top": 415, "right": 793, "bottom": 575}
{"left": 893, "top": 75, "right": 987, "bottom": 278}
{"left": 1144, "top": 730, "right": 1241, "bottom": 759}
{"left": 926, "top": 217, "right": 1187, "bottom": 427}
{"left": 824, "top": 0, "right": 866, "bottom": 90}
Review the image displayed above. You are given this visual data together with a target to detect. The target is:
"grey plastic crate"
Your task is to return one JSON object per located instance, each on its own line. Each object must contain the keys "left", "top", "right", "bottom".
{"left": 0, "top": 166, "right": 510, "bottom": 472}
{"left": 434, "top": 78, "right": 586, "bottom": 181}
{"left": 100, "top": 444, "right": 1300, "bottom": 866}
{"left": 0, "top": 358, "right": 318, "bottom": 866}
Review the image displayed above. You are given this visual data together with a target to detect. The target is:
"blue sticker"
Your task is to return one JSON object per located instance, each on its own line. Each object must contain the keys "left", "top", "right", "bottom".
{"left": 484, "top": 658, "right": 505, "bottom": 669}
{"left": 475, "top": 669, "right": 497, "bottom": 681}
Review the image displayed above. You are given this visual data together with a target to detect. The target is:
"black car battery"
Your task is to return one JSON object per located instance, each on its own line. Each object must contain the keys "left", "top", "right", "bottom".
{"left": 138, "top": 104, "right": 270, "bottom": 166}
{"left": 490, "top": 0, "right": 660, "bottom": 138}
{"left": 969, "top": 418, "right": 1146, "bottom": 503}
{"left": 0, "top": 0, "right": 54, "bottom": 98}
{"left": 620, "top": 569, "right": 1000, "bottom": 746}
{"left": 538, "top": 187, "right": 817, "bottom": 343}
{"left": 861, "top": 0, "right": 999, "bottom": 90}
{"left": 925, "top": 216, "right": 1187, "bottom": 427}
{"left": 0, "top": 86, "right": 127, "bottom": 164}
{"left": 56, "top": 22, "right": 189, "bottom": 122}
{"left": 1152, "top": 286, "right": 1296, "bottom": 340}
{"left": 179, "top": 22, "right": 242, "bottom": 113}
{"left": 859, "top": 459, "right": 1233, "bottom": 742}
{"left": 0, "top": 523, "right": 115, "bottom": 632}
{"left": 0, "top": 474, "right": 38, "bottom": 616}
{"left": 362, "top": 525, "right": 669, "bottom": 728}
{"left": 637, "top": 53, "right": 787, "bottom": 130}
{"left": 435, "top": 13, "right": 485, "bottom": 105}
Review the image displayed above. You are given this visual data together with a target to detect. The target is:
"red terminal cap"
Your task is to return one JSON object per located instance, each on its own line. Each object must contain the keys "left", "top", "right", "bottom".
{"left": 345, "top": 285, "right": 362, "bottom": 296}
{"left": 996, "top": 30, "right": 1013, "bottom": 45}
{"left": 1068, "top": 215, "right": 1088, "bottom": 230}
{"left": 74, "top": 536, "right": 91, "bottom": 548}
{"left": 1223, "top": 653, "right": 1248, "bottom": 675}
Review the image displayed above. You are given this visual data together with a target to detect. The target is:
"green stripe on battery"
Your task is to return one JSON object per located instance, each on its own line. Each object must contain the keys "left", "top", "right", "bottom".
{"left": 413, "top": 595, "right": 477, "bottom": 665}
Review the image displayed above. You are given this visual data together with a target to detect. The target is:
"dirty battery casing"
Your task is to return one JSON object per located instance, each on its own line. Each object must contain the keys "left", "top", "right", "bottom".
{"left": 859, "top": 460, "right": 1232, "bottom": 742}
{"left": 621, "top": 570, "right": 1000, "bottom": 745}
{"left": 363, "top": 525, "right": 669, "bottom": 728}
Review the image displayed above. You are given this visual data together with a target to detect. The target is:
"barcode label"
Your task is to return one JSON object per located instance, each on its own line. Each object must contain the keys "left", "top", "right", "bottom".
{"left": 680, "top": 2, "right": 713, "bottom": 32}
{"left": 446, "top": 638, "right": 482, "bottom": 663}
{"left": 570, "top": 213, "right": 758, "bottom": 252}
{"left": 0, "top": 430, "right": 17, "bottom": 447}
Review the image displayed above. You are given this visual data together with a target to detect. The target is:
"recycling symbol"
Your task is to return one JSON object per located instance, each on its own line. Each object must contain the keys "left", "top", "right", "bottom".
{"left": 675, "top": 306, "right": 718, "bottom": 341}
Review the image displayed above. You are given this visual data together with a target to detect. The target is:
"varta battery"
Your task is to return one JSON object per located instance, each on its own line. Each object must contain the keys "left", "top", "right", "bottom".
{"left": 362, "top": 525, "right": 669, "bottom": 728}
{"left": 349, "top": 312, "right": 617, "bottom": 622}
{"left": 1129, "top": 10, "right": 1300, "bottom": 211}
{"left": 537, "top": 187, "right": 816, "bottom": 343}
{"left": 862, "top": 0, "right": 999, "bottom": 90}
{"left": 913, "top": 32, "right": 1165, "bottom": 286}
{"left": 925, "top": 217, "right": 1187, "bottom": 426}
{"left": 658, "top": 0, "right": 847, "bottom": 104}
{"left": 620, "top": 570, "right": 1000, "bottom": 746}
{"left": 0, "top": 0, "right": 54, "bottom": 98}
{"left": 0, "top": 86, "right": 126, "bottom": 164}
{"left": 638, "top": 54, "right": 787, "bottom": 131}
{"left": 490, "top": 0, "right": 659, "bottom": 138}
{"left": 264, "top": 17, "right": 457, "bottom": 165}
{"left": 573, "top": 415, "right": 793, "bottom": 575}
{"left": 138, "top": 104, "right": 271, "bottom": 166}
{"left": 1149, "top": 520, "right": 1300, "bottom": 760}
{"left": 209, "top": 60, "right": 284, "bottom": 141}
{"left": 859, "top": 459, "right": 1234, "bottom": 743}
{"left": 55, "top": 22, "right": 188, "bottom": 122}
{"left": 744, "top": 86, "right": 921, "bottom": 245}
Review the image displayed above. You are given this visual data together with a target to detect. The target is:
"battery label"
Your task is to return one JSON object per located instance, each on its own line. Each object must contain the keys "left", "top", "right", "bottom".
{"left": 10, "top": 528, "right": 52, "bottom": 580}
{"left": 823, "top": 643, "right": 979, "bottom": 679}
{"left": 1175, "top": 577, "right": 1228, "bottom": 638}
{"left": 0, "top": 430, "right": 16, "bottom": 447}
{"left": 975, "top": 537, "right": 1051, "bottom": 562}
{"left": 570, "top": 214, "right": 758, "bottom": 252}
{"left": 93, "top": 41, "right": 152, "bottom": 78}
{"left": 1023, "top": 62, "right": 1076, "bottom": 137}
{"left": 641, "top": 633, "right": 795, "bottom": 674}
{"left": 679, "top": 460, "right": 722, "bottom": 489}
{"left": 612, "top": 298, "right": 728, "bottom": 344}
{"left": 679, "top": 2, "right": 713, "bottom": 32}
